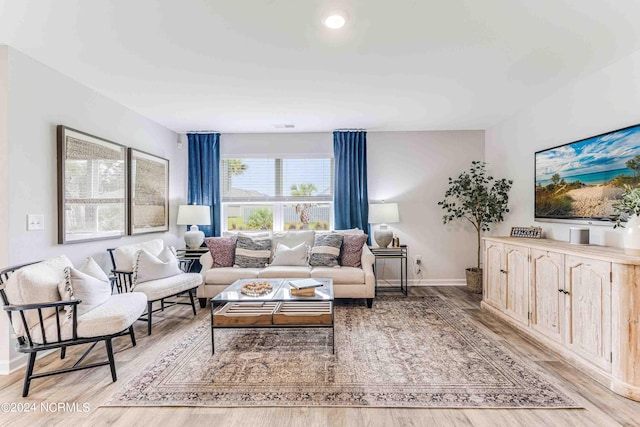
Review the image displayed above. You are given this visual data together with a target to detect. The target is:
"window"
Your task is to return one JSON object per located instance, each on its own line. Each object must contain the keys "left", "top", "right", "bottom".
{"left": 221, "top": 158, "right": 333, "bottom": 231}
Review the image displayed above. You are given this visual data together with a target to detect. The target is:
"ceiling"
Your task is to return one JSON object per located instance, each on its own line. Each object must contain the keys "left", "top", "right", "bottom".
{"left": 2, "top": 0, "right": 640, "bottom": 133}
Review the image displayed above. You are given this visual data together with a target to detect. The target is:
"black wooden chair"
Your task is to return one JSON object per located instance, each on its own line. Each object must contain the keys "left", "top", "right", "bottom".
{"left": 0, "top": 261, "right": 145, "bottom": 397}
{"left": 107, "top": 248, "right": 200, "bottom": 335}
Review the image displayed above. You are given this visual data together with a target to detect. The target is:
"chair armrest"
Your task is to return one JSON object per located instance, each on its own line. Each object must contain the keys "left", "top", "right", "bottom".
{"left": 111, "top": 270, "right": 134, "bottom": 293}
{"left": 361, "top": 245, "right": 375, "bottom": 268}
{"left": 199, "top": 251, "right": 213, "bottom": 272}
{"left": 2, "top": 300, "right": 80, "bottom": 312}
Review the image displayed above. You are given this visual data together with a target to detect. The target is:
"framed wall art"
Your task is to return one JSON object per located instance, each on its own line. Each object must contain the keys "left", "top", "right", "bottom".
{"left": 128, "top": 148, "right": 169, "bottom": 235}
{"left": 57, "top": 125, "right": 127, "bottom": 244}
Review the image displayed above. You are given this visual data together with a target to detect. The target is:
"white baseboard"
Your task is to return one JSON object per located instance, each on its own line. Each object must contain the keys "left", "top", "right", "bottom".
{"left": 377, "top": 279, "right": 466, "bottom": 287}
{"left": 0, "top": 350, "right": 55, "bottom": 376}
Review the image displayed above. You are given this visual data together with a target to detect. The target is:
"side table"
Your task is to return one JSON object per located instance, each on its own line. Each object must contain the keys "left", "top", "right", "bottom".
{"left": 370, "top": 245, "right": 408, "bottom": 296}
{"left": 176, "top": 247, "right": 209, "bottom": 273}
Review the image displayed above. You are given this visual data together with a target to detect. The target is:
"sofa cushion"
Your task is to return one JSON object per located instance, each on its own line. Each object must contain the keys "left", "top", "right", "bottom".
{"left": 235, "top": 234, "right": 271, "bottom": 268}
{"left": 204, "top": 236, "right": 237, "bottom": 268}
{"left": 270, "top": 242, "right": 309, "bottom": 266}
{"left": 258, "top": 266, "right": 312, "bottom": 278}
{"left": 4, "top": 255, "right": 72, "bottom": 336}
{"left": 340, "top": 234, "right": 369, "bottom": 268}
{"left": 270, "top": 231, "right": 315, "bottom": 257}
{"left": 133, "top": 273, "right": 201, "bottom": 301}
{"left": 311, "top": 266, "right": 365, "bottom": 284}
{"left": 204, "top": 267, "right": 261, "bottom": 285}
{"left": 113, "top": 238, "right": 164, "bottom": 272}
{"left": 309, "top": 233, "right": 343, "bottom": 267}
{"left": 133, "top": 247, "right": 182, "bottom": 285}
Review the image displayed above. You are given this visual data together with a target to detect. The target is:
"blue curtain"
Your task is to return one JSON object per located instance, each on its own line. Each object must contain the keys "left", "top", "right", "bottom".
{"left": 187, "top": 133, "right": 221, "bottom": 237}
{"left": 333, "top": 131, "right": 369, "bottom": 234}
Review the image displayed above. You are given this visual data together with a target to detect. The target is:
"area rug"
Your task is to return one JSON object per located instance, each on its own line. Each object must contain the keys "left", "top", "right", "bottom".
{"left": 105, "top": 296, "right": 580, "bottom": 408}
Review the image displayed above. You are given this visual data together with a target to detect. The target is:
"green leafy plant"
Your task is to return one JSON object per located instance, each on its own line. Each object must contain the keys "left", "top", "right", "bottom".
{"left": 613, "top": 184, "right": 640, "bottom": 228}
{"left": 438, "top": 161, "right": 513, "bottom": 270}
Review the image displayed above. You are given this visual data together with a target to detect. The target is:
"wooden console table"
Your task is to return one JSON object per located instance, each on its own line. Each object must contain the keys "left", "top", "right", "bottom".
{"left": 482, "top": 236, "right": 640, "bottom": 401}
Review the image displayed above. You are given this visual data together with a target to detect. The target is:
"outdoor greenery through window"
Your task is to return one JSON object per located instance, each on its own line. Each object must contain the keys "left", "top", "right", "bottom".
{"left": 221, "top": 158, "right": 334, "bottom": 231}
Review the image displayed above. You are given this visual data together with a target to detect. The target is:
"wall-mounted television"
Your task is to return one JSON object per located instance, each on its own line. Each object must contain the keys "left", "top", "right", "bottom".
{"left": 535, "top": 123, "right": 640, "bottom": 224}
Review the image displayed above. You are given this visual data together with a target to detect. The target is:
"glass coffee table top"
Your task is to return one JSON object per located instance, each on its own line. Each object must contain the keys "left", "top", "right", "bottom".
{"left": 211, "top": 278, "right": 334, "bottom": 303}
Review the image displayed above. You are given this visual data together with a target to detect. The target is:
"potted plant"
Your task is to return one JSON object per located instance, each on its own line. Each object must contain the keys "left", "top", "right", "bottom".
{"left": 613, "top": 184, "right": 640, "bottom": 255}
{"left": 438, "top": 161, "right": 513, "bottom": 293}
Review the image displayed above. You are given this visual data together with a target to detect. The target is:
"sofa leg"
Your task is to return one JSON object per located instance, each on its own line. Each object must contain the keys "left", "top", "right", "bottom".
{"left": 199, "top": 298, "right": 207, "bottom": 309}
{"left": 366, "top": 298, "right": 373, "bottom": 308}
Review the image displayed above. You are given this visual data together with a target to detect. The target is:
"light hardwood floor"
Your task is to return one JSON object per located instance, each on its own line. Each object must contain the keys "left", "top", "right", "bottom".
{"left": 1, "top": 286, "right": 639, "bottom": 427}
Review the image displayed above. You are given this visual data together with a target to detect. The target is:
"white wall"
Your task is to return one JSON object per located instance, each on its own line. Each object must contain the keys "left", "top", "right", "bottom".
{"left": 367, "top": 131, "right": 485, "bottom": 284}
{"left": 0, "top": 46, "right": 187, "bottom": 374}
{"left": 485, "top": 49, "right": 640, "bottom": 246}
{"left": 0, "top": 46, "right": 9, "bottom": 375}
{"left": 221, "top": 133, "right": 333, "bottom": 158}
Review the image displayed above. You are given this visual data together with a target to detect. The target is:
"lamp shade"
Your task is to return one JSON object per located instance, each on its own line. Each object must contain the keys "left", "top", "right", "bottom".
{"left": 177, "top": 205, "right": 211, "bottom": 226}
{"left": 368, "top": 203, "right": 399, "bottom": 224}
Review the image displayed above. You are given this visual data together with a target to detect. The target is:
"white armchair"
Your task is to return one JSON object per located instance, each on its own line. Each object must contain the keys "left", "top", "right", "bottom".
{"left": 0, "top": 256, "right": 146, "bottom": 397}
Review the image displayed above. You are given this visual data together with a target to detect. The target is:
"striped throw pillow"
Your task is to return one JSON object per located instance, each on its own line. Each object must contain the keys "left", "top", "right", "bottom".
{"left": 235, "top": 235, "right": 272, "bottom": 268}
{"left": 309, "top": 233, "right": 343, "bottom": 267}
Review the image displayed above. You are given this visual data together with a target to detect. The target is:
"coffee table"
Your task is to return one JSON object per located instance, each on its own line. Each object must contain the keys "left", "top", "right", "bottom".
{"left": 209, "top": 278, "right": 334, "bottom": 354}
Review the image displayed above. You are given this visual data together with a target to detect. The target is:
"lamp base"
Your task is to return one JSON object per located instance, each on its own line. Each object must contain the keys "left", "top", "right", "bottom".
{"left": 184, "top": 225, "right": 205, "bottom": 249}
{"left": 374, "top": 229, "right": 393, "bottom": 248}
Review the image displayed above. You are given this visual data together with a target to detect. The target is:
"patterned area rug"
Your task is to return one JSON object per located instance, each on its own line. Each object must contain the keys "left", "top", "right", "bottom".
{"left": 105, "top": 296, "right": 580, "bottom": 408}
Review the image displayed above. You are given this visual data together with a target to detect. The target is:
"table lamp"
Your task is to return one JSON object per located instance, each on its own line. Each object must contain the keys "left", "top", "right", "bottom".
{"left": 368, "top": 202, "right": 399, "bottom": 248}
{"left": 177, "top": 204, "right": 211, "bottom": 249}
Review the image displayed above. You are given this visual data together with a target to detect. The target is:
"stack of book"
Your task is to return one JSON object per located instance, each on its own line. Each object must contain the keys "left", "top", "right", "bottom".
{"left": 289, "top": 278, "right": 323, "bottom": 297}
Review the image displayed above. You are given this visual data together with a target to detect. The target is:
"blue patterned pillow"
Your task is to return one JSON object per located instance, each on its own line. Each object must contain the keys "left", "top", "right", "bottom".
{"left": 309, "top": 233, "right": 343, "bottom": 267}
{"left": 235, "top": 235, "right": 272, "bottom": 268}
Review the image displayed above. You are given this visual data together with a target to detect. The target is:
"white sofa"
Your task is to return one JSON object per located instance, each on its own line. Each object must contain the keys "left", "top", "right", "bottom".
{"left": 197, "top": 230, "right": 376, "bottom": 307}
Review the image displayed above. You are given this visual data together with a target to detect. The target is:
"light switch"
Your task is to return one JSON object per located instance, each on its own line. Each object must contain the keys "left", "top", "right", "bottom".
{"left": 27, "top": 214, "right": 44, "bottom": 231}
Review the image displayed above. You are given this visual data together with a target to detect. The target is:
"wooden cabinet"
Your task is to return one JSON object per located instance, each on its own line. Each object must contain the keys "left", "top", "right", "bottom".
{"left": 483, "top": 242, "right": 529, "bottom": 325}
{"left": 483, "top": 241, "right": 504, "bottom": 310}
{"left": 503, "top": 245, "right": 530, "bottom": 326}
{"left": 565, "top": 255, "right": 612, "bottom": 372}
{"left": 481, "top": 237, "right": 638, "bottom": 401}
{"left": 530, "top": 249, "right": 564, "bottom": 344}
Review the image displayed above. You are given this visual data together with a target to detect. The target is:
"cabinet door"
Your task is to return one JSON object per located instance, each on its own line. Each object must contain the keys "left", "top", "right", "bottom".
{"left": 503, "top": 244, "right": 530, "bottom": 325}
{"left": 565, "top": 255, "right": 612, "bottom": 372}
{"left": 484, "top": 241, "right": 504, "bottom": 310}
{"left": 530, "top": 249, "right": 564, "bottom": 343}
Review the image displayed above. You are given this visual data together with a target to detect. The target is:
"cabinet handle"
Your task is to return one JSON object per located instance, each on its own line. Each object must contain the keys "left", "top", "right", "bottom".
{"left": 500, "top": 269, "right": 507, "bottom": 274}
{"left": 558, "top": 289, "right": 569, "bottom": 295}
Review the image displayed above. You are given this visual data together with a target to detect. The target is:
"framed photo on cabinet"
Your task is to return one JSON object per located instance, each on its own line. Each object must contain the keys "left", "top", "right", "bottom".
{"left": 57, "top": 126, "right": 127, "bottom": 244}
{"left": 128, "top": 148, "right": 169, "bottom": 235}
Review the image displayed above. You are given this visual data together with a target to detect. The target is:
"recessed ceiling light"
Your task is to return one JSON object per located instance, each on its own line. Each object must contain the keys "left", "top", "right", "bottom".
{"left": 323, "top": 13, "right": 346, "bottom": 29}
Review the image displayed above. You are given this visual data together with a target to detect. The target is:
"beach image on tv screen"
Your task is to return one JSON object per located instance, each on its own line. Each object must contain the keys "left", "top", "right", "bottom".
{"left": 535, "top": 124, "right": 640, "bottom": 220}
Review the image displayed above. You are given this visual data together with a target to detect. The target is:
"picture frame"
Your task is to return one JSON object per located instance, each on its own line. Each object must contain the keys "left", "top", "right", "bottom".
{"left": 128, "top": 148, "right": 169, "bottom": 235}
{"left": 57, "top": 126, "right": 127, "bottom": 244}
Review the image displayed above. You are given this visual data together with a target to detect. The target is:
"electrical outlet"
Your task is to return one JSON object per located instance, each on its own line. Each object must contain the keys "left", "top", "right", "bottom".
{"left": 415, "top": 255, "right": 422, "bottom": 264}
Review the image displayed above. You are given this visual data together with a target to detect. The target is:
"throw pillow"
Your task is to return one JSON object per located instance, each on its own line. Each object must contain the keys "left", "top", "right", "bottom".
{"left": 340, "top": 234, "right": 369, "bottom": 268}
{"left": 235, "top": 234, "right": 271, "bottom": 268}
{"left": 113, "top": 238, "right": 164, "bottom": 272}
{"left": 204, "top": 236, "right": 237, "bottom": 268}
{"left": 270, "top": 230, "right": 315, "bottom": 258}
{"left": 270, "top": 242, "right": 310, "bottom": 266}
{"left": 59, "top": 266, "right": 112, "bottom": 316}
{"left": 4, "top": 255, "right": 72, "bottom": 336}
{"left": 133, "top": 247, "right": 182, "bottom": 285}
{"left": 309, "top": 233, "right": 343, "bottom": 267}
